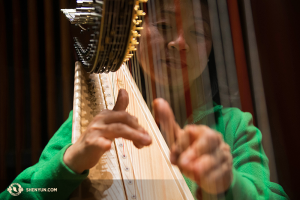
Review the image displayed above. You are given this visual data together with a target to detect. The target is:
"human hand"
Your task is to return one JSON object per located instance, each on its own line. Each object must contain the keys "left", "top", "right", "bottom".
{"left": 153, "top": 98, "right": 232, "bottom": 194}
{"left": 64, "top": 89, "right": 152, "bottom": 174}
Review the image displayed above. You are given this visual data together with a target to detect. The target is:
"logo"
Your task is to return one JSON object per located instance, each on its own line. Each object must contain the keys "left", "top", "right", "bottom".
{"left": 7, "top": 183, "right": 23, "bottom": 196}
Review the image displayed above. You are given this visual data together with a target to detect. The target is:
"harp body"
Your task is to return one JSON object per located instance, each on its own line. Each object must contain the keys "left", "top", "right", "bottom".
{"left": 71, "top": 62, "right": 193, "bottom": 200}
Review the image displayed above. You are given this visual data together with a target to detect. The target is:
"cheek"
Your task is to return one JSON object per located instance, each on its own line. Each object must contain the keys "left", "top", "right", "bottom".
{"left": 138, "top": 27, "right": 165, "bottom": 76}
{"left": 187, "top": 40, "right": 212, "bottom": 80}
{"left": 191, "top": 39, "right": 212, "bottom": 60}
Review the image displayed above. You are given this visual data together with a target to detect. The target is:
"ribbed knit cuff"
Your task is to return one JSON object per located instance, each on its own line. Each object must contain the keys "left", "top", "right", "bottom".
{"left": 29, "top": 144, "right": 89, "bottom": 200}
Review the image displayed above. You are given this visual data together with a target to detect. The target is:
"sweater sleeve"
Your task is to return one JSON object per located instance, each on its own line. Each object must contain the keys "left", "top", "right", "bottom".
{"left": 0, "top": 111, "right": 88, "bottom": 200}
{"left": 223, "top": 109, "right": 289, "bottom": 200}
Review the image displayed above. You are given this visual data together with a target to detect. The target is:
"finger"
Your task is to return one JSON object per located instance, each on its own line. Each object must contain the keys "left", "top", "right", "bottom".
{"left": 175, "top": 146, "right": 197, "bottom": 168}
{"left": 99, "top": 111, "right": 144, "bottom": 132}
{"left": 173, "top": 148, "right": 199, "bottom": 181}
{"left": 113, "top": 89, "right": 129, "bottom": 111}
{"left": 171, "top": 131, "right": 192, "bottom": 163}
{"left": 152, "top": 98, "right": 175, "bottom": 132}
{"left": 171, "top": 125, "right": 209, "bottom": 162}
{"left": 189, "top": 125, "right": 222, "bottom": 157}
{"left": 192, "top": 149, "right": 226, "bottom": 182}
{"left": 100, "top": 123, "right": 152, "bottom": 148}
{"left": 220, "top": 142, "right": 231, "bottom": 152}
{"left": 96, "top": 137, "right": 112, "bottom": 153}
{"left": 153, "top": 98, "right": 180, "bottom": 146}
{"left": 201, "top": 161, "right": 232, "bottom": 192}
{"left": 174, "top": 144, "right": 227, "bottom": 182}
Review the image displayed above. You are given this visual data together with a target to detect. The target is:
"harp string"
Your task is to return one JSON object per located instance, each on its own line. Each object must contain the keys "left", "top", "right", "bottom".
{"left": 112, "top": 0, "right": 223, "bottom": 198}
{"left": 123, "top": 0, "right": 222, "bottom": 197}
{"left": 111, "top": 66, "right": 141, "bottom": 199}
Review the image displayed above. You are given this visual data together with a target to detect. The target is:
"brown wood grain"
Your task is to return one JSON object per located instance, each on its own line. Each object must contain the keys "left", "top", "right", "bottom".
{"left": 0, "top": 0, "right": 9, "bottom": 189}
{"left": 44, "top": 0, "right": 57, "bottom": 139}
{"left": 27, "top": 0, "right": 41, "bottom": 164}
{"left": 12, "top": 0, "right": 24, "bottom": 175}
{"left": 60, "top": 0, "right": 73, "bottom": 121}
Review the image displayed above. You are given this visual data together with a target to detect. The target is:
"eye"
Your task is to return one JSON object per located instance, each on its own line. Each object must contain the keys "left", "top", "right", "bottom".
{"left": 191, "top": 31, "right": 205, "bottom": 37}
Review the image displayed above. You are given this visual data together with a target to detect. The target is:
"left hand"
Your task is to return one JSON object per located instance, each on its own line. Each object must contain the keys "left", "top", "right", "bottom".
{"left": 153, "top": 98, "right": 233, "bottom": 194}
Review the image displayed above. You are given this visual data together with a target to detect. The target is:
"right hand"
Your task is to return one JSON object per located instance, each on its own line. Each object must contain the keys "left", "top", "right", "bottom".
{"left": 63, "top": 89, "right": 152, "bottom": 174}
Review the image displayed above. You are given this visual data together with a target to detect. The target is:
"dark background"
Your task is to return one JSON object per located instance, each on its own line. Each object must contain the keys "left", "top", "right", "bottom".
{"left": 250, "top": 0, "right": 300, "bottom": 199}
{"left": 1, "top": 0, "right": 300, "bottom": 199}
{"left": 0, "top": 0, "right": 75, "bottom": 192}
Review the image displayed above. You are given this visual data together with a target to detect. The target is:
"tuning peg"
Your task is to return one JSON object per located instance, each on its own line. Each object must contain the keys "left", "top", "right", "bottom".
{"left": 131, "top": 38, "right": 139, "bottom": 45}
{"left": 135, "top": 27, "right": 143, "bottom": 30}
{"left": 133, "top": 19, "right": 139, "bottom": 25}
{"left": 132, "top": 30, "right": 141, "bottom": 37}
{"left": 129, "top": 46, "right": 137, "bottom": 51}
{"left": 136, "top": 10, "right": 146, "bottom": 16}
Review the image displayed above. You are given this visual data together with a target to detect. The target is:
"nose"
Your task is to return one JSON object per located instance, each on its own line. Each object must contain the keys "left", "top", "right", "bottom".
{"left": 167, "top": 32, "right": 190, "bottom": 52}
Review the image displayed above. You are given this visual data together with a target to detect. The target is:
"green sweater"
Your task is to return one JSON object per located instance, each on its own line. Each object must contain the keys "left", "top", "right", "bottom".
{"left": 0, "top": 106, "right": 289, "bottom": 199}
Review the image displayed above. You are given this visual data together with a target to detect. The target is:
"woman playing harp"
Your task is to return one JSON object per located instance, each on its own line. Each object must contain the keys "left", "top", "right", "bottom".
{"left": 0, "top": 0, "right": 289, "bottom": 199}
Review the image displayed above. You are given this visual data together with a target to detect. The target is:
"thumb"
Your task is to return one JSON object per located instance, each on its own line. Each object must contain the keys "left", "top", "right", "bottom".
{"left": 113, "top": 89, "right": 129, "bottom": 111}
{"left": 153, "top": 98, "right": 180, "bottom": 146}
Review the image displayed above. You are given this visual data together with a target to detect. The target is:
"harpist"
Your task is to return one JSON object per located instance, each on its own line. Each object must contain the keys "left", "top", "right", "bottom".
{"left": 0, "top": 0, "right": 289, "bottom": 199}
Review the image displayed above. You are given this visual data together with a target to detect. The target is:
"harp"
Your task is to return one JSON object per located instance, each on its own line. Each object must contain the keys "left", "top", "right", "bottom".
{"left": 62, "top": 0, "right": 194, "bottom": 199}
{"left": 62, "top": 0, "right": 280, "bottom": 199}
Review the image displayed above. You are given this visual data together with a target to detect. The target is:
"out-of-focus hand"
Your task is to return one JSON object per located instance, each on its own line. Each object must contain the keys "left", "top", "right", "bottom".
{"left": 153, "top": 98, "right": 232, "bottom": 194}
{"left": 64, "top": 89, "right": 152, "bottom": 174}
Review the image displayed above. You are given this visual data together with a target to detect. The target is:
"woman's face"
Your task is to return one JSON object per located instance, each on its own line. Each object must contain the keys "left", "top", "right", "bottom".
{"left": 138, "top": 0, "right": 212, "bottom": 89}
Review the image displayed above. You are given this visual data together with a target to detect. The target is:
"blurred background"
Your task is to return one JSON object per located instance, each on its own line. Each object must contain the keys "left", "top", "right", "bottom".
{"left": 1, "top": 0, "right": 300, "bottom": 199}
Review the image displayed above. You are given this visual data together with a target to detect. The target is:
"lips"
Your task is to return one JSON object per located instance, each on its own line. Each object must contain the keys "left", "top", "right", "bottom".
{"left": 161, "top": 58, "right": 188, "bottom": 69}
